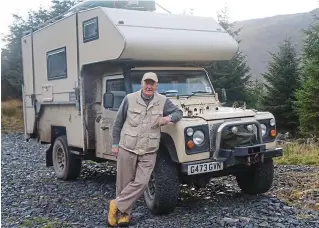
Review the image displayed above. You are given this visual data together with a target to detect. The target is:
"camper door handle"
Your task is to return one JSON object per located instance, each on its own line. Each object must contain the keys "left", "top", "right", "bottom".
{"left": 101, "top": 126, "right": 109, "bottom": 130}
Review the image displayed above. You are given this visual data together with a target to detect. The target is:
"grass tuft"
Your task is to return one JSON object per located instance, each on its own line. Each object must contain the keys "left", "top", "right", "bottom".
{"left": 274, "top": 142, "right": 319, "bottom": 165}
{"left": 1, "top": 99, "right": 24, "bottom": 133}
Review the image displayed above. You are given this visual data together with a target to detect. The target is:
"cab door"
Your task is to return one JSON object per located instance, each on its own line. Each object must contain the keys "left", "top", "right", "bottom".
{"left": 95, "top": 74, "right": 126, "bottom": 160}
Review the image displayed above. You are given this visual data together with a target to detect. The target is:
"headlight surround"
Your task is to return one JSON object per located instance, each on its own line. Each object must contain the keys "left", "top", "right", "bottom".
{"left": 184, "top": 125, "right": 210, "bottom": 154}
{"left": 193, "top": 130, "right": 205, "bottom": 145}
{"left": 257, "top": 118, "right": 277, "bottom": 142}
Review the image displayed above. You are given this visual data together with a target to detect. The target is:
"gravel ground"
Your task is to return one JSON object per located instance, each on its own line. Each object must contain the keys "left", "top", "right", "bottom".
{"left": 1, "top": 133, "right": 319, "bottom": 228}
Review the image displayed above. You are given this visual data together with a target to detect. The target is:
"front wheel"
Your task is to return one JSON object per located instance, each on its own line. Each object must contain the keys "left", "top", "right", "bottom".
{"left": 144, "top": 151, "right": 180, "bottom": 215}
{"left": 235, "top": 158, "right": 274, "bottom": 194}
{"left": 52, "top": 135, "right": 82, "bottom": 181}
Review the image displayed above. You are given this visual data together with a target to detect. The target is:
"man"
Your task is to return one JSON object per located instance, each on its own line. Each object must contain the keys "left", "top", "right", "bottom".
{"left": 107, "top": 72, "right": 183, "bottom": 227}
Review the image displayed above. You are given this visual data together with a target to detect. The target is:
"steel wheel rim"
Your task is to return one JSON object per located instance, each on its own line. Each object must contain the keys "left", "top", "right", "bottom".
{"left": 146, "top": 172, "right": 156, "bottom": 200}
{"left": 55, "top": 145, "right": 66, "bottom": 173}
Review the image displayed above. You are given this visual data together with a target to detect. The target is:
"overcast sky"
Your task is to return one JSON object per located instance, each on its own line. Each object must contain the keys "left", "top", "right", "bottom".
{"left": 1, "top": 0, "right": 318, "bottom": 47}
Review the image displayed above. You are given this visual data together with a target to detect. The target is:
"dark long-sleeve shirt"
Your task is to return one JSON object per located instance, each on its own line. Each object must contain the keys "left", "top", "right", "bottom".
{"left": 112, "top": 95, "right": 183, "bottom": 146}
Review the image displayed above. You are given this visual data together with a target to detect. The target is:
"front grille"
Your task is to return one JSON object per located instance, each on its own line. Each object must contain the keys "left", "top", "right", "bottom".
{"left": 220, "top": 124, "right": 258, "bottom": 149}
{"left": 209, "top": 120, "right": 260, "bottom": 157}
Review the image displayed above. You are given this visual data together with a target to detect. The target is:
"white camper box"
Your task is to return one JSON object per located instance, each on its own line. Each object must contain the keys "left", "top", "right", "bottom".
{"left": 21, "top": 6, "right": 238, "bottom": 157}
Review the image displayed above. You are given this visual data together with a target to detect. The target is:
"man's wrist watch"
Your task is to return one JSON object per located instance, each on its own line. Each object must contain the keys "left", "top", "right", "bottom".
{"left": 168, "top": 114, "right": 173, "bottom": 121}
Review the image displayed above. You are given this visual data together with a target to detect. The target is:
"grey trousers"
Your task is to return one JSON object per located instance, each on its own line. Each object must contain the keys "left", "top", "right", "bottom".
{"left": 115, "top": 147, "right": 157, "bottom": 215}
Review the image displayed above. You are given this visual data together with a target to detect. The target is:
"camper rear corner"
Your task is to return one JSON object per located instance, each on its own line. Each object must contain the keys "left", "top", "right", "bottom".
{"left": 21, "top": 12, "right": 83, "bottom": 149}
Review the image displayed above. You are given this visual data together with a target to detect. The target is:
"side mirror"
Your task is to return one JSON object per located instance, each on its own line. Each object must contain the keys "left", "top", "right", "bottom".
{"left": 103, "top": 92, "right": 114, "bottom": 109}
{"left": 221, "top": 88, "right": 227, "bottom": 104}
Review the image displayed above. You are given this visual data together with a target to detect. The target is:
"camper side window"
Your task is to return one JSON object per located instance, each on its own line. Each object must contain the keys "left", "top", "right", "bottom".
{"left": 106, "top": 79, "right": 126, "bottom": 109}
{"left": 47, "top": 47, "right": 67, "bottom": 80}
{"left": 83, "top": 17, "right": 99, "bottom": 43}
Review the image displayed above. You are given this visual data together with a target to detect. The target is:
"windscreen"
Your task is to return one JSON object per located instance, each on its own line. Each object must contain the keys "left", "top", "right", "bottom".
{"left": 130, "top": 70, "right": 214, "bottom": 97}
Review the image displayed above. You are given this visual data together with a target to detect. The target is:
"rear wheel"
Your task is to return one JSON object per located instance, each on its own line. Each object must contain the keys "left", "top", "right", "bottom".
{"left": 52, "top": 135, "right": 82, "bottom": 181}
{"left": 235, "top": 158, "right": 274, "bottom": 194}
{"left": 144, "top": 151, "right": 180, "bottom": 215}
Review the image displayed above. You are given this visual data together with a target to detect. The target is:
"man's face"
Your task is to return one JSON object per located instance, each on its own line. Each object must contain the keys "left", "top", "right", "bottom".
{"left": 141, "top": 79, "right": 158, "bottom": 96}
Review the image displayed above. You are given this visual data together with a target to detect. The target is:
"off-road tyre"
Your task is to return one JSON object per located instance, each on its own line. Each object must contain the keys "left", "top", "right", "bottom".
{"left": 52, "top": 135, "right": 82, "bottom": 181}
{"left": 235, "top": 158, "right": 274, "bottom": 194}
{"left": 144, "top": 151, "right": 180, "bottom": 215}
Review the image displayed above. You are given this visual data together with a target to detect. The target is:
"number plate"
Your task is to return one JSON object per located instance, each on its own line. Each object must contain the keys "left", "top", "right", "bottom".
{"left": 187, "top": 161, "right": 223, "bottom": 175}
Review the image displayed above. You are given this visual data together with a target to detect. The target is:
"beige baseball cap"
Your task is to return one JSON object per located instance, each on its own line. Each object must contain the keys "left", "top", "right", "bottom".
{"left": 142, "top": 72, "right": 158, "bottom": 82}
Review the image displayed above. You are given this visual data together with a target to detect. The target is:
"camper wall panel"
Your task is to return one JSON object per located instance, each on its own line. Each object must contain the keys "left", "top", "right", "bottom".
{"left": 21, "top": 35, "right": 34, "bottom": 95}
{"left": 38, "top": 105, "right": 82, "bottom": 147}
{"left": 32, "top": 14, "right": 78, "bottom": 102}
{"left": 78, "top": 8, "right": 125, "bottom": 65}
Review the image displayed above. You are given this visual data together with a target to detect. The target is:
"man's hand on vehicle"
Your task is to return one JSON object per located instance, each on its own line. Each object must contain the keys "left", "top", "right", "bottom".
{"left": 112, "top": 145, "right": 119, "bottom": 158}
{"left": 159, "top": 115, "right": 172, "bottom": 126}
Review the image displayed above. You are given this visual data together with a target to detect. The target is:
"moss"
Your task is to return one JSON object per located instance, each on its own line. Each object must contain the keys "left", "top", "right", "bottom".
{"left": 20, "top": 217, "right": 63, "bottom": 228}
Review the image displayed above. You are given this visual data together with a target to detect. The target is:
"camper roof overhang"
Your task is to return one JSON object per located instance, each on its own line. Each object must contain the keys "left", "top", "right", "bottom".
{"left": 99, "top": 7, "right": 239, "bottom": 63}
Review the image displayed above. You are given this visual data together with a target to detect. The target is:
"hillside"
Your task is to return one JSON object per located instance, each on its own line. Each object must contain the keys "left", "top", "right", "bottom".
{"left": 235, "top": 8, "right": 319, "bottom": 81}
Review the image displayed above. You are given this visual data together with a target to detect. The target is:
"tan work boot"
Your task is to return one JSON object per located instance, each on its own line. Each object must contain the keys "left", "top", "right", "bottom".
{"left": 107, "top": 200, "right": 118, "bottom": 227}
{"left": 118, "top": 212, "right": 130, "bottom": 227}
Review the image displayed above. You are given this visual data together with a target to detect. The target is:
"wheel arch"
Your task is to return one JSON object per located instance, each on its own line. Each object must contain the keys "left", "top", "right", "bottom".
{"left": 160, "top": 132, "right": 179, "bottom": 163}
{"left": 45, "top": 126, "right": 67, "bottom": 167}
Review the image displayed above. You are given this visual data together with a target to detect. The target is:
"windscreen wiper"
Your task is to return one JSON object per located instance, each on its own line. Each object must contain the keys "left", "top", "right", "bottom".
{"left": 186, "top": 91, "right": 211, "bottom": 98}
{"left": 159, "top": 90, "right": 179, "bottom": 96}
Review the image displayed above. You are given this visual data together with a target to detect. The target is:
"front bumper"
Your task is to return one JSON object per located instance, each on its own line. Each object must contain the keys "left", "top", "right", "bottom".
{"left": 181, "top": 118, "right": 283, "bottom": 176}
{"left": 181, "top": 146, "right": 283, "bottom": 175}
{"left": 211, "top": 119, "right": 265, "bottom": 159}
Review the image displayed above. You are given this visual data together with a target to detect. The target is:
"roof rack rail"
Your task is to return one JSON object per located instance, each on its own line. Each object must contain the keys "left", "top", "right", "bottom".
{"left": 22, "top": 1, "right": 169, "bottom": 36}
{"left": 22, "top": 13, "right": 70, "bottom": 36}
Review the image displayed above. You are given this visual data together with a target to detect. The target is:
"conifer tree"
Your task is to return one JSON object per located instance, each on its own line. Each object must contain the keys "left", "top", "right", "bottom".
{"left": 204, "top": 8, "right": 251, "bottom": 106}
{"left": 295, "top": 22, "right": 319, "bottom": 137}
{"left": 246, "top": 79, "right": 265, "bottom": 110}
{"left": 261, "top": 37, "right": 301, "bottom": 135}
{"left": 1, "top": 0, "right": 77, "bottom": 100}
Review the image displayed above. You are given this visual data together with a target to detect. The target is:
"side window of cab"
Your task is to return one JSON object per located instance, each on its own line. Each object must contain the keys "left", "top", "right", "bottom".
{"left": 106, "top": 79, "right": 126, "bottom": 109}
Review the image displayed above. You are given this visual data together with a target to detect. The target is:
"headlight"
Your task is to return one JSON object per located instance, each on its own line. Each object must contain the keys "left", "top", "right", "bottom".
{"left": 246, "top": 124, "right": 254, "bottom": 132}
{"left": 186, "top": 128, "right": 194, "bottom": 136}
{"left": 261, "top": 124, "right": 267, "bottom": 136}
{"left": 231, "top": 126, "right": 238, "bottom": 134}
{"left": 270, "top": 118, "right": 275, "bottom": 126}
{"left": 193, "top": 130, "right": 205, "bottom": 145}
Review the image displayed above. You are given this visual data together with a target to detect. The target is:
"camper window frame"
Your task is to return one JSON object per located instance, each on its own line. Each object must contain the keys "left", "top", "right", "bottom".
{"left": 46, "top": 46, "right": 68, "bottom": 81}
{"left": 83, "top": 17, "right": 99, "bottom": 43}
